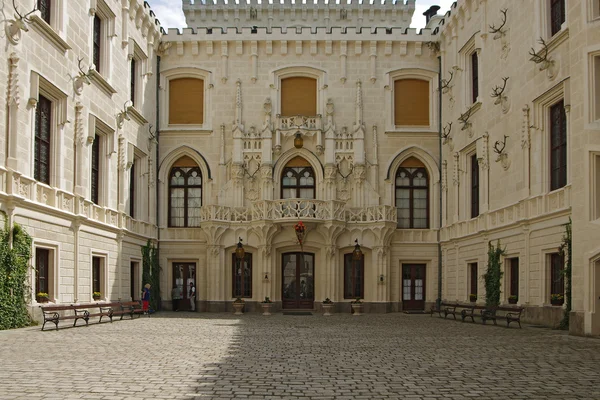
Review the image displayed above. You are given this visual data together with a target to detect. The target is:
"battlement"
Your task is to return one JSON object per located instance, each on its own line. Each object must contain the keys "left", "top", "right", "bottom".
{"left": 182, "top": 0, "right": 416, "bottom": 30}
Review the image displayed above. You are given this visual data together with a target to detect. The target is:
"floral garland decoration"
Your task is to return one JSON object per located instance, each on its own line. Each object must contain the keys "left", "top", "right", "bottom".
{"left": 294, "top": 221, "right": 306, "bottom": 246}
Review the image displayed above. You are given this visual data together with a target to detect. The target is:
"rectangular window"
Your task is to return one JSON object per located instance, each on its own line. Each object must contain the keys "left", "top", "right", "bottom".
{"left": 36, "top": 248, "right": 50, "bottom": 295}
{"left": 509, "top": 258, "right": 519, "bottom": 297}
{"left": 129, "top": 160, "right": 135, "bottom": 218}
{"left": 344, "top": 253, "right": 364, "bottom": 299}
{"left": 92, "top": 256, "right": 101, "bottom": 294}
{"left": 232, "top": 253, "right": 252, "bottom": 298}
{"left": 471, "top": 52, "right": 479, "bottom": 103}
{"left": 470, "top": 154, "right": 479, "bottom": 218}
{"left": 34, "top": 95, "right": 52, "bottom": 185}
{"left": 169, "top": 78, "right": 204, "bottom": 125}
{"left": 130, "top": 261, "right": 138, "bottom": 300}
{"left": 594, "top": 55, "right": 600, "bottom": 121}
{"left": 280, "top": 77, "right": 317, "bottom": 116}
{"left": 91, "top": 134, "right": 100, "bottom": 204}
{"left": 594, "top": 154, "right": 600, "bottom": 220}
{"left": 93, "top": 15, "right": 101, "bottom": 73}
{"left": 550, "top": 0, "right": 565, "bottom": 36}
{"left": 550, "top": 253, "right": 565, "bottom": 299}
{"left": 130, "top": 58, "right": 136, "bottom": 105}
{"left": 469, "top": 262, "right": 478, "bottom": 297}
{"left": 550, "top": 100, "right": 567, "bottom": 190}
{"left": 394, "top": 79, "right": 430, "bottom": 126}
{"left": 38, "top": 0, "right": 51, "bottom": 24}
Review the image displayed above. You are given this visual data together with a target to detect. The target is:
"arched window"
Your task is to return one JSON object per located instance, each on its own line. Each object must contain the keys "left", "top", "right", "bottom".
{"left": 281, "top": 157, "right": 315, "bottom": 199}
{"left": 395, "top": 157, "right": 429, "bottom": 229}
{"left": 169, "top": 156, "right": 202, "bottom": 227}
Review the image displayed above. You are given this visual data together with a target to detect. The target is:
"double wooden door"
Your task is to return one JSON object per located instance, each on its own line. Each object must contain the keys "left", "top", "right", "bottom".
{"left": 402, "top": 264, "right": 425, "bottom": 311}
{"left": 173, "top": 263, "right": 196, "bottom": 311}
{"left": 282, "top": 252, "right": 314, "bottom": 309}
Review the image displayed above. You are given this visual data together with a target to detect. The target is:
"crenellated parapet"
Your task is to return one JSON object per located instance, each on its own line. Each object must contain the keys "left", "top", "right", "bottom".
{"left": 183, "top": 0, "right": 416, "bottom": 30}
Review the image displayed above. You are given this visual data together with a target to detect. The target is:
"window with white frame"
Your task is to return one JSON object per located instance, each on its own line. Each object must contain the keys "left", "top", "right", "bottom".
{"left": 90, "top": 0, "right": 115, "bottom": 78}
{"left": 35, "top": 247, "right": 52, "bottom": 299}
{"left": 91, "top": 255, "right": 107, "bottom": 300}
{"left": 162, "top": 68, "right": 212, "bottom": 130}
{"left": 34, "top": 95, "right": 52, "bottom": 185}
{"left": 386, "top": 69, "right": 437, "bottom": 132}
{"left": 28, "top": 0, "right": 69, "bottom": 52}
{"left": 459, "top": 36, "right": 481, "bottom": 108}
{"left": 593, "top": 54, "right": 600, "bottom": 122}
{"left": 128, "top": 39, "right": 147, "bottom": 110}
{"left": 593, "top": 153, "right": 600, "bottom": 220}
{"left": 591, "top": 0, "right": 600, "bottom": 20}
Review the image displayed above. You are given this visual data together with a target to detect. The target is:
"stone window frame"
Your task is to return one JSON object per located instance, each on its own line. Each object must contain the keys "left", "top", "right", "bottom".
{"left": 467, "top": 261, "right": 478, "bottom": 301}
{"left": 384, "top": 67, "right": 438, "bottom": 134}
{"left": 589, "top": 150, "right": 600, "bottom": 221}
{"left": 272, "top": 149, "right": 324, "bottom": 201}
{"left": 32, "top": 241, "right": 61, "bottom": 304}
{"left": 539, "top": 246, "right": 562, "bottom": 306}
{"left": 532, "top": 80, "right": 570, "bottom": 194}
{"left": 160, "top": 67, "right": 213, "bottom": 133}
{"left": 586, "top": 48, "right": 600, "bottom": 127}
{"left": 89, "top": 0, "right": 117, "bottom": 94}
{"left": 589, "top": 0, "right": 600, "bottom": 21}
{"left": 536, "top": 0, "right": 569, "bottom": 43}
{"left": 503, "top": 256, "right": 521, "bottom": 303}
{"left": 127, "top": 38, "right": 148, "bottom": 112}
{"left": 269, "top": 66, "right": 328, "bottom": 120}
{"left": 231, "top": 253, "right": 253, "bottom": 299}
{"left": 88, "top": 116, "right": 114, "bottom": 207}
{"left": 128, "top": 146, "right": 147, "bottom": 221}
{"left": 89, "top": 250, "right": 109, "bottom": 302}
{"left": 458, "top": 142, "right": 478, "bottom": 221}
{"left": 394, "top": 164, "right": 430, "bottom": 229}
{"left": 343, "top": 253, "right": 365, "bottom": 299}
{"left": 29, "top": 72, "right": 67, "bottom": 189}
{"left": 458, "top": 34, "right": 482, "bottom": 111}
{"left": 29, "top": 0, "right": 70, "bottom": 53}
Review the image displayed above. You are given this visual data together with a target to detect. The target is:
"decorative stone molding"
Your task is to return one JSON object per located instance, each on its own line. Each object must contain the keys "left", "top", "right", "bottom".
{"left": 521, "top": 105, "right": 531, "bottom": 149}
{"left": 442, "top": 160, "right": 448, "bottom": 192}
{"left": 452, "top": 152, "right": 459, "bottom": 186}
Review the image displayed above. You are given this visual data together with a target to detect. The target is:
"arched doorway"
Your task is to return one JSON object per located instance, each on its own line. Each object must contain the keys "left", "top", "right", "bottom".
{"left": 282, "top": 252, "right": 314, "bottom": 309}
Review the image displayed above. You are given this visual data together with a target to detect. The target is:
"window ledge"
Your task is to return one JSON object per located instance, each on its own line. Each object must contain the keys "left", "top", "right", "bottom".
{"left": 90, "top": 70, "right": 117, "bottom": 96}
{"left": 386, "top": 128, "right": 438, "bottom": 137}
{"left": 547, "top": 28, "right": 569, "bottom": 52}
{"left": 30, "top": 15, "right": 71, "bottom": 53}
{"left": 128, "top": 106, "right": 148, "bottom": 125}
{"left": 162, "top": 126, "right": 213, "bottom": 135}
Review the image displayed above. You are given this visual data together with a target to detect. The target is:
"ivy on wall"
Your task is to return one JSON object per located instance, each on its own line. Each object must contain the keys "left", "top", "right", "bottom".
{"left": 484, "top": 241, "right": 505, "bottom": 308}
{"left": 141, "top": 240, "right": 161, "bottom": 312}
{"left": 558, "top": 219, "right": 572, "bottom": 330}
{"left": 0, "top": 223, "right": 32, "bottom": 330}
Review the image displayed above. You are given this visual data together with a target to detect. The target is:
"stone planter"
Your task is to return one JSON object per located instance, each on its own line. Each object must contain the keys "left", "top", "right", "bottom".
{"left": 551, "top": 299, "right": 564, "bottom": 306}
{"left": 233, "top": 302, "right": 245, "bottom": 315}
{"left": 36, "top": 297, "right": 49, "bottom": 303}
{"left": 261, "top": 303, "right": 272, "bottom": 316}
{"left": 351, "top": 303, "right": 363, "bottom": 315}
{"left": 322, "top": 303, "right": 334, "bottom": 316}
{"left": 93, "top": 296, "right": 101, "bottom": 302}
{"left": 508, "top": 298, "right": 518, "bottom": 305}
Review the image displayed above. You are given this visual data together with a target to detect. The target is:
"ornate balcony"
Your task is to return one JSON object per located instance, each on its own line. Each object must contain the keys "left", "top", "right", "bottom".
{"left": 276, "top": 115, "right": 322, "bottom": 134}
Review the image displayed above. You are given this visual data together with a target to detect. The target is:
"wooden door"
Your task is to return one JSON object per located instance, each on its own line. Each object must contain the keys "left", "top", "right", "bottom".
{"left": 282, "top": 252, "right": 314, "bottom": 309}
{"left": 174, "top": 263, "right": 196, "bottom": 311}
{"left": 402, "top": 264, "right": 426, "bottom": 311}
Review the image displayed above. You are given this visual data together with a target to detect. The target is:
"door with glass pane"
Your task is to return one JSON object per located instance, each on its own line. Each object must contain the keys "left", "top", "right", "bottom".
{"left": 282, "top": 252, "right": 314, "bottom": 309}
{"left": 173, "top": 263, "right": 196, "bottom": 311}
{"left": 402, "top": 264, "right": 425, "bottom": 311}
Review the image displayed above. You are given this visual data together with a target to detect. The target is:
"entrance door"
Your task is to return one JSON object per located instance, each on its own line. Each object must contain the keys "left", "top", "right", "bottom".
{"left": 282, "top": 252, "right": 314, "bottom": 309}
{"left": 173, "top": 263, "right": 196, "bottom": 311}
{"left": 402, "top": 264, "right": 425, "bottom": 311}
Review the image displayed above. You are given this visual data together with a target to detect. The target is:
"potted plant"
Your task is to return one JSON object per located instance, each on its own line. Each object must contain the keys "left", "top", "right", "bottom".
{"left": 261, "top": 297, "right": 272, "bottom": 316}
{"left": 36, "top": 292, "right": 49, "bottom": 303}
{"left": 322, "top": 298, "right": 334, "bottom": 316}
{"left": 550, "top": 293, "right": 564, "bottom": 306}
{"left": 233, "top": 297, "right": 245, "bottom": 315}
{"left": 508, "top": 295, "right": 518, "bottom": 304}
{"left": 469, "top": 294, "right": 477, "bottom": 303}
{"left": 351, "top": 297, "right": 363, "bottom": 315}
{"left": 93, "top": 291, "right": 102, "bottom": 301}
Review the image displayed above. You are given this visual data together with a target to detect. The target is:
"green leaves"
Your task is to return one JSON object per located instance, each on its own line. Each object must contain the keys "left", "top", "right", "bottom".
{"left": 141, "top": 240, "right": 161, "bottom": 312}
{"left": 484, "top": 240, "right": 505, "bottom": 308}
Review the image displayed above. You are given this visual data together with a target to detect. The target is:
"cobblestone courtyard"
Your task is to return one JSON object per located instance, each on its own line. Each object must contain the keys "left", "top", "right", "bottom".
{"left": 1, "top": 312, "right": 599, "bottom": 400}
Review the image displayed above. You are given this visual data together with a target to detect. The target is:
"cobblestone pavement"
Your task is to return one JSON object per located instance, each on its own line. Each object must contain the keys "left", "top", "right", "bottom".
{"left": 1, "top": 312, "right": 599, "bottom": 400}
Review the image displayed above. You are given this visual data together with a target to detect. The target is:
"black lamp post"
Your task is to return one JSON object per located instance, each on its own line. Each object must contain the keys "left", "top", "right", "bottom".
{"left": 352, "top": 239, "right": 363, "bottom": 299}
{"left": 235, "top": 238, "right": 245, "bottom": 297}
{"left": 352, "top": 239, "right": 363, "bottom": 260}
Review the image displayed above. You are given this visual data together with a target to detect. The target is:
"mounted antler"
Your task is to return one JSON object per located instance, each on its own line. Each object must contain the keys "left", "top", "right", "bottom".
{"left": 490, "top": 77, "right": 509, "bottom": 105}
{"left": 116, "top": 100, "right": 133, "bottom": 128}
{"left": 439, "top": 70, "right": 454, "bottom": 94}
{"left": 441, "top": 122, "right": 452, "bottom": 140}
{"left": 458, "top": 108, "right": 474, "bottom": 131}
{"left": 489, "top": 8, "right": 507, "bottom": 39}
{"left": 529, "top": 37, "right": 554, "bottom": 69}
{"left": 493, "top": 135, "right": 508, "bottom": 155}
{"left": 12, "top": 0, "right": 37, "bottom": 31}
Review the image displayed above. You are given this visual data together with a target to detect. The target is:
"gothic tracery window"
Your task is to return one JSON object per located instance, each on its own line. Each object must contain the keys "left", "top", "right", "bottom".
{"left": 169, "top": 157, "right": 202, "bottom": 227}
{"left": 395, "top": 158, "right": 429, "bottom": 229}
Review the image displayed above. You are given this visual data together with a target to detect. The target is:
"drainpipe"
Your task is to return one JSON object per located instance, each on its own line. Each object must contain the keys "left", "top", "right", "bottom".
{"left": 155, "top": 54, "right": 161, "bottom": 310}
{"left": 437, "top": 54, "right": 443, "bottom": 309}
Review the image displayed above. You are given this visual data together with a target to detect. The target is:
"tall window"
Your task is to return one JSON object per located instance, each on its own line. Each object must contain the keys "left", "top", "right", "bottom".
{"left": 509, "top": 258, "right": 519, "bottom": 298}
{"left": 129, "top": 160, "right": 135, "bottom": 218}
{"left": 395, "top": 158, "right": 429, "bottom": 229}
{"left": 91, "top": 134, "right": 100, "bottom": 205}
{"left": 92, "top": 257, "right": 101, "bottom": 294}
{"left": 550, "top": 253, "right": 565, "bottom": 300}
{"left": 130, "top": 59, "right": 136, "bottom": 105}
{"left": 470, "top": 154, "right": 480, "bottom": 218}
{"left": 169, "top": 78, "right": 204, "bottom": 125}
{"left": 34, "top": 95, "right": 52, "bottom": 185}
{"left": 550, "top": 0, "right": 565, "bottom": 36}
{"left": 550, "top": 100, "right": 567, "bottom": 190}
{"left": 471, "top": 52, "right": 479, "bottom": 103}
{"left": 594, "top": 55, "right": 600, "bottom": 121}
{"left": 93, "top": 15, "right": 101, "bottom": 73}
{"left": 394, "top": 79, "right": 429, "bottom": 126}
{"left": 344, "top": 253, "right": 364, "bottom": 299}
{"left": 469, "top": 262, "right": 478, "bottom": 298}
{"left": 280, "top": 77, "right": 317, "bottom": 116}
{"left": 38, "top": 0, "right": 51, "bottom": 24}
{"left": 232, "top": 253, "right": 252, "bottom": 298}
{"left": 169, "top": 157, "right": 202, "bottom": 227}
{"left": 281, "top": 157, "right": 315, "bottom": 199}
{"left": 36, "top": 248, "right": 50, "bottom": 297}
{"left": 594, "top": 154, "right": 600, "bottom": 220}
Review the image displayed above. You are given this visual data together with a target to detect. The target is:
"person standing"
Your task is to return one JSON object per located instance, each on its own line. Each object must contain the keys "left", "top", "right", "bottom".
{"left": 171, "top": 284, "right": 182, "bottom": 311}
{"left": 142, "top": 283, "right": 151, "bottom": 315}
{"left": 188, "top": 282, "right": 196, "bottom": 311}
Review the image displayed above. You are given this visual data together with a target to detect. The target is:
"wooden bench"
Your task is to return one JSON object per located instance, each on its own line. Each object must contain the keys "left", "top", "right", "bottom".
{"left": 40, "top": 303, "right": 112, "bottom": 331}
{"left": 430, "top": 302, "right": 458, "bottom": 318}
{"left": 461, "top": 304, "right": 486, "bottom": 323}
{"left": 445, "top": 303, "right": 475, "bottom": 320}
{"left": 481, "top": 306, "right": 525, "bottom": 328}
{"left": 117, "top": 301, "right": 145, "bottom": 319}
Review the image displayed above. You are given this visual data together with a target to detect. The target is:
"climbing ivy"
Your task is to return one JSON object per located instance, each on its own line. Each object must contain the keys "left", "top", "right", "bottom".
{"left": 141, "top": 240, "right": 161, "bottom": 311}
{"left": 484, "top": 240, "right": 505, "bottom": 308}
{"left": 558, "top": 219, "right": 572, "bottom": 330}
{"left": 0, "top": 223, "right": 33, "bottom": 330}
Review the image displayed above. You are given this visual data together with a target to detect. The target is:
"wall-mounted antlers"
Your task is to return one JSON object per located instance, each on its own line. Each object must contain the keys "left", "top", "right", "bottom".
{"left": 116, "top": 100, "right": 133, "bottom": 128}
{"left": 441, "top": 122, "right": 452, "bottom": 140}
{"left": 336, "top": 162, "right": 354, "bottom": 180}
{"left": 11, "top": 0, "right": 37, "bottom": 31}
{"left": 72, "top": 57, "right": 95, "bottom": 95}
{"left": 529, "top": 37, "right": 554, "bottom": 71}
{"left": 439, "top": 71, "right": 454, "bottom": 93}
{"left": 4, "top": 0, "right": 38, "bottom": 44}
{"left": 493, "top": 135, "right": 508, "bottom": 155}
{"left": 458, "top": 108, "right": 474, "bottom": 131}
{"left": 491, "top": 77, "right": 509, "bottom": 105}
{"left": 489, "top": 8, "right": 508, "bottom": 39}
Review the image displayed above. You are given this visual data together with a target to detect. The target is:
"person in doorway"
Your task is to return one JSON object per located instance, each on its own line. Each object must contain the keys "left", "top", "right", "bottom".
{"left": 142, "top": 283, "right": 151, "bottom": 314}
{"left": 171, "top": 284, "right": 182, "bottom": 311}
{"left": 188, "top": 282, "right": 196, "bottom": 311}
